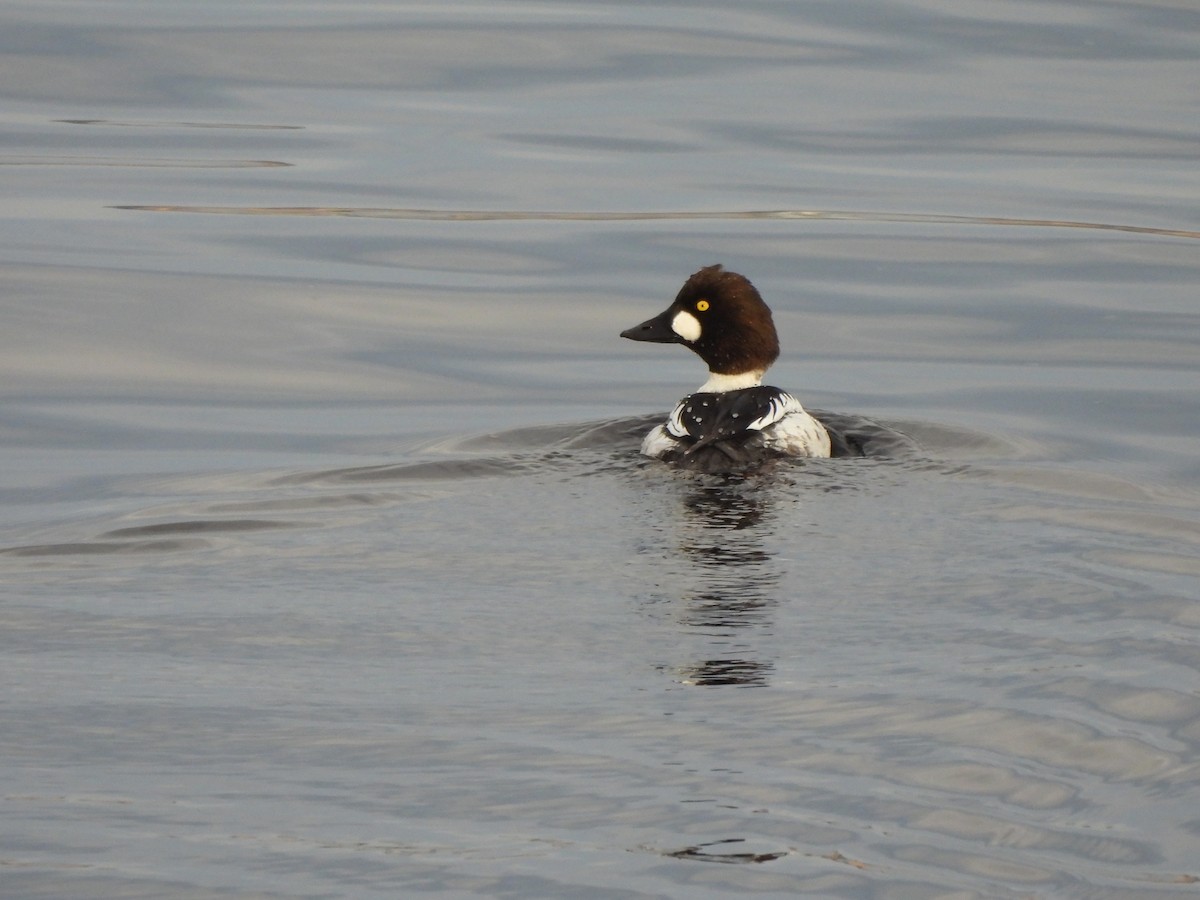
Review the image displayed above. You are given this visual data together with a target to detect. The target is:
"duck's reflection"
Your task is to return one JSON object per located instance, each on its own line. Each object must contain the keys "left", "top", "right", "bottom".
{"left": 675, "top": 656, "right": 770, "bottom": 687}
{"left": 663, "top": 475, "right": 784, "bottom": 688}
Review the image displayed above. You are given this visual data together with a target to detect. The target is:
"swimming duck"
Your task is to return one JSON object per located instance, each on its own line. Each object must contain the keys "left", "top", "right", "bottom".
{"left": 621, "top": 265, "right": 831, "bottom": 471}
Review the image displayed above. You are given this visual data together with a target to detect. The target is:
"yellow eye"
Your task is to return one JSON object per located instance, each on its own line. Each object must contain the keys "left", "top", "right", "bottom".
{"left": 696, "top": 299, "right": 710, "bottom": 312}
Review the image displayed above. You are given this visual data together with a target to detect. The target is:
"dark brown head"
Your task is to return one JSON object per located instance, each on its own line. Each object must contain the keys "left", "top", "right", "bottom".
{"left": 620, "top": 265, "right": 780, "bottom": 376}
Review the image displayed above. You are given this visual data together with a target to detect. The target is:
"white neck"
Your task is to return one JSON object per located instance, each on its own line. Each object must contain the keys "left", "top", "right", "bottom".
{"left": 698, "top": 370, "right": 764, "bottom": 392}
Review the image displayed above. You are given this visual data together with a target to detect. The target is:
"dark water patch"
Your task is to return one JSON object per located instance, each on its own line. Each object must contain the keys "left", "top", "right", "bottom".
{"left": 56, "top": 118, "right": 304, "bottom": 130}
{"left": 655, "top": 838, "right": 789, "bottom": 864}
{"left": 274, "top": 456, "right": 531, "bottom": 486}
{"left": 717, "top": 116, "right": 1200, "bottom": 160}
{"left": 276, "top": 417, "right": 663, "bottom": 486}
{"left": 888, "top": 420, "right": 1023, "bottom": 459}
{"left": 810, "top": 409, "right": 921, "bottom": 459}
{"left": 4, "top": 157, "right": 289, "bottom": 168}
{"left": 1, "top": 521, "right": 302, "bottom": 561}
{"left": 201, "top": 492, "right": 400, "bottom": 514}
{"left": 0, "top": 539, "right": 207, "bottom": 557}
{"left": 99, "top": 519, "right": 301, "bottom": 538}
{"left": 447, "top": 415, "right": 661, "bottom": 453}
{"left": 498, "top": 132, "right": 690, "bottom": 154}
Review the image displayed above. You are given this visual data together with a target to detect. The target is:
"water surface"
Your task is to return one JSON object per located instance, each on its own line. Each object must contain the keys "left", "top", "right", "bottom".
{"left": 2, "top": 1, "right": 1199, "bottom": 897}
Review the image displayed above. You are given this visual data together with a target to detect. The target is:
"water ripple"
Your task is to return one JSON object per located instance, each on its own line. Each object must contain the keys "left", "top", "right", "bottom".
{"left": 109, "top": 205, "right": 1200, "bottom": 239}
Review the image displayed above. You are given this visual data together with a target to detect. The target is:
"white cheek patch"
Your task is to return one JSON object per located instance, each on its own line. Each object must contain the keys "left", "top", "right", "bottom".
{"left": 671, "top": 310, "right": 702, "bottom": 342}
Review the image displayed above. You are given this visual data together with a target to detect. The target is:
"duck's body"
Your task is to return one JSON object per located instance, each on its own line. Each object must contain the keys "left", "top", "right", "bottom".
{"left": 621, "top": 265, "right": 831, "bottom": 471}
{"left": 640, "top": 385, "right": 831, "bottom": 470}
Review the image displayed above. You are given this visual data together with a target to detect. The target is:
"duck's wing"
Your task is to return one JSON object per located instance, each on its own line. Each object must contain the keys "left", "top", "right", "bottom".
{"left": 666, "top": 387, "right": 802, "bottom": 454}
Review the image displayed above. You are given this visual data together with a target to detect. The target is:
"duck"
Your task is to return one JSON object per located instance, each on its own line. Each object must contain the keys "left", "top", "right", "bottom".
{"left": 620, "top": 264, "right": 832, "bottom": 472}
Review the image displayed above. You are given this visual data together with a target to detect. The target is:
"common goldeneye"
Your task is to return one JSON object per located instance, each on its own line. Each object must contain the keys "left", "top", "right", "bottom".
{"left": 621, "top": 264, "right": 832, "bottom": 471}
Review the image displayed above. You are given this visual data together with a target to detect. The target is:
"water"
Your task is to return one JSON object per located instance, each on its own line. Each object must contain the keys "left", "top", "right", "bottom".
{"left": 2, "top": 1, "right": 1199, "bottom": 897}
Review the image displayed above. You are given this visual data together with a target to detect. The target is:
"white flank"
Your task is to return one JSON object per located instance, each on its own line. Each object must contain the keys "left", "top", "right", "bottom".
{"left": 641, "top": 424, "right": 681, "bottom": 458}
{"left": 670, "top": 310, "right": 702, "bottom": 342}
{"left": 763, "top": 408, "right": 832, "bottom": 458}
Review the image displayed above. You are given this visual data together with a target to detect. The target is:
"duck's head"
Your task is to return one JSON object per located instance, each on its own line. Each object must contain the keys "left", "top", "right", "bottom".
{"left": 620, "top": 265, "right": 780, "bottom": 381}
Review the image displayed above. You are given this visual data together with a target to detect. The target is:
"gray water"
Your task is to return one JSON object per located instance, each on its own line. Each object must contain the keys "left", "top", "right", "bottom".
{"left": 3, "top": 2, "right": 1200, "bottom": 897}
